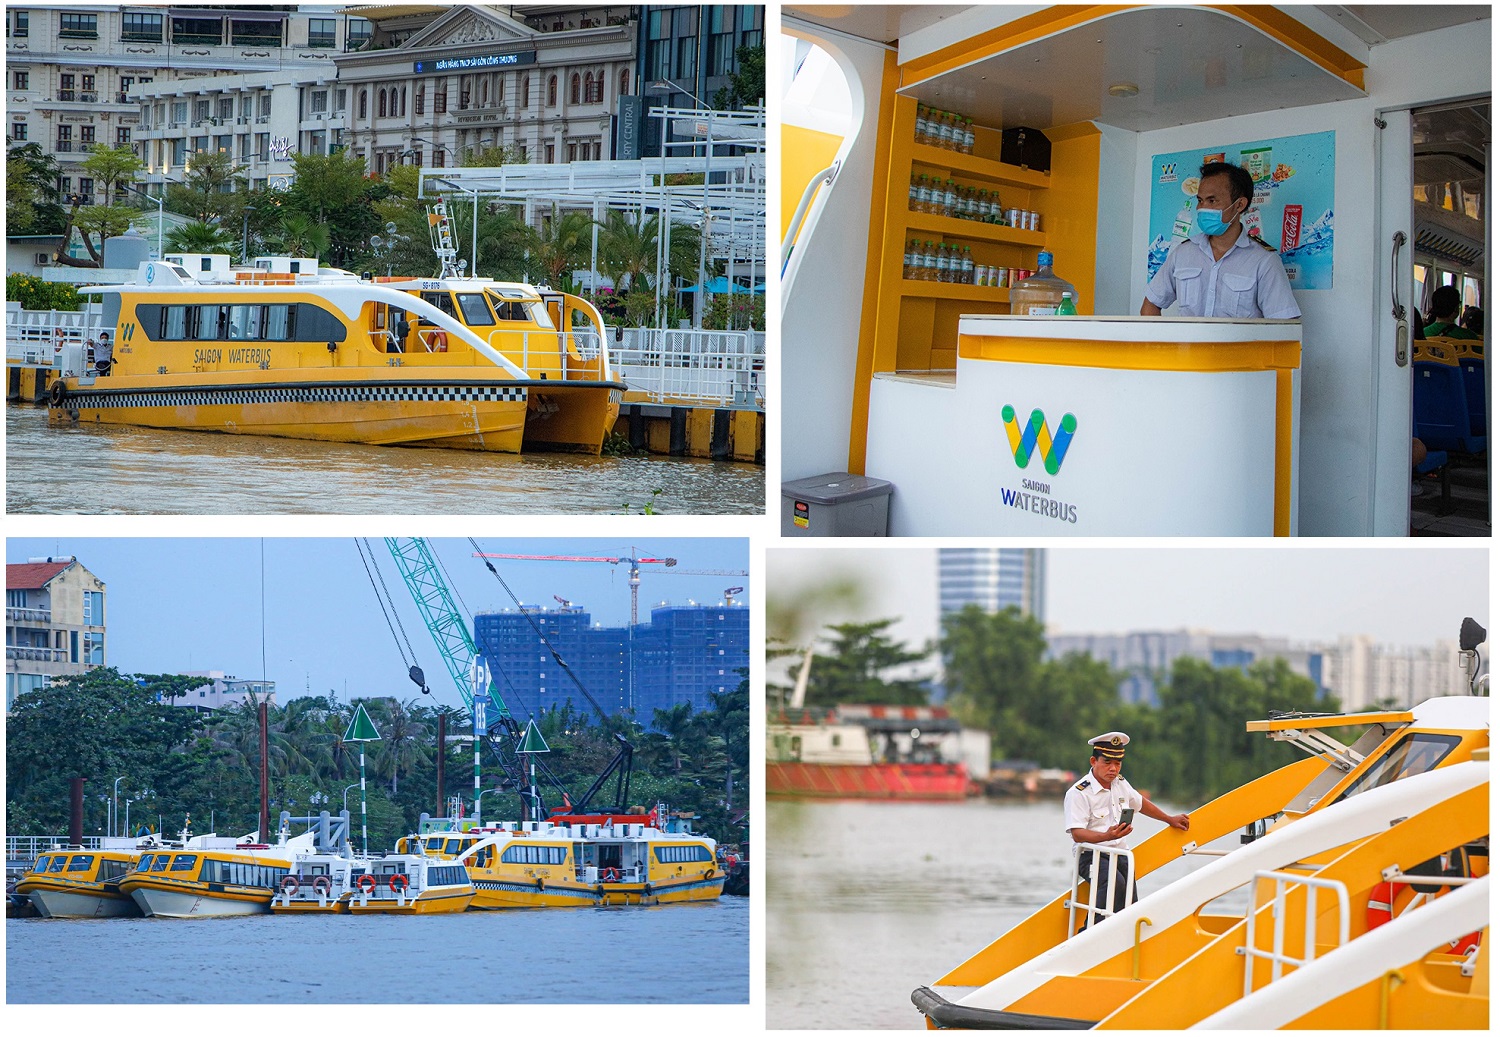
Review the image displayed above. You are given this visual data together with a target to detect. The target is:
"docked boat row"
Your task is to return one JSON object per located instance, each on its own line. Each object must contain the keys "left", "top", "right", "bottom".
{"left": 911, "top": 617, "right": 1490, "bottom": 1029}
{"left": 14, "top": 802, "right": 724, "bottom": 919}
{"left": 45, "top": 224, "right": 624, "bottom": 455}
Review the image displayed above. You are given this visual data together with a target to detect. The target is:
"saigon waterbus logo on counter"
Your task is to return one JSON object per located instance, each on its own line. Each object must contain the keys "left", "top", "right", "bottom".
{"left": 1000, "top": 405, "right": 1079, "bottom": 524}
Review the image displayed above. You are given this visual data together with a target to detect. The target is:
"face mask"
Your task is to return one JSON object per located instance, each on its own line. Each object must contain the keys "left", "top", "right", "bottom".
{"left": 1195, "top": 203, "right": 1240, "bottom": 237}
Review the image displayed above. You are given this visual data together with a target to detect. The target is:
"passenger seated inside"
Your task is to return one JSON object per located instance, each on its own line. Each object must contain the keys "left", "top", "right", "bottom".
{"left": 1461, "top": 305, "right": 1484, "bottom": 338}
{"left": 1424, "top": 285, "right": 1478, "bottom": 339}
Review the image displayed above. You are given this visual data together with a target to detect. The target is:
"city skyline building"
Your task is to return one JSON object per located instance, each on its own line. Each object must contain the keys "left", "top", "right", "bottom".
{"left": 938, "top": 548, "right": 1046, "bottom": 621}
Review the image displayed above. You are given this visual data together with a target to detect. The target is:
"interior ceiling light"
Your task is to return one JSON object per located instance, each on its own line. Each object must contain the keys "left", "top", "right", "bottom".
{"left": 1108, "top": 83, "right": 1140, "bottom": 98}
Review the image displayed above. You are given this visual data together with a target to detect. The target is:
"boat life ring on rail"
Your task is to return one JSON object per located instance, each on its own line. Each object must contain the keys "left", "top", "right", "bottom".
{"left": 311, "top": 876, "right": 332, "bottom": 897}
{"left": 356, "top": 874, "right": 377, "bottom": 895}
{"left": 48, "top": 379, "right": 66, "bottom": 406}
{"left": 280, "top": 875, "right": 300, "bottom": 895}
{"left": 1367, "top": 881, "right": 1484, "bottom": 954}
{"left": 389, "top": 873, "right": 409, "bottom": 893}
{"left": 431, "top": 330, "right": 448, "bottom": 352}
{"left": 601, "top": 867, "right": 621, "bottom": 882}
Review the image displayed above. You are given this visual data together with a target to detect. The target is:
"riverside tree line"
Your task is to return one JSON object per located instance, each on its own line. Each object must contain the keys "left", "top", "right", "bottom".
{"left": 782, "top": 606, "right": 1333, "bottom": 804}
{"left": 7, "top": 667, "right": 749, "bottom": 849}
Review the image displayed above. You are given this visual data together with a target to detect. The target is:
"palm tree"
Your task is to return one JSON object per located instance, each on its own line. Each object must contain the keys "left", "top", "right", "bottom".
{"left": 598, "top": 210, "right": 661, "bottom": 292}
{"left": 268, "top": 212, "right": 331, "bottom": 259}
{"left": 368, "top": 698, "right": 433, "bottom": 796}
{"left": 530, "top": 207, "right": 594, "bottom": 288}
{"left": 165, "top": 220, "right": 236, "bottom": 254}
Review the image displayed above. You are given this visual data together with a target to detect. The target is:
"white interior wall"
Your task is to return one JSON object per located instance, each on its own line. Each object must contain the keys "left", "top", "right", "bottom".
{"left": 1115, "top": 22, "right": 1489, "bottom": 535}
{"left": 780, "top": 28, "right": 889, "bottom": 481}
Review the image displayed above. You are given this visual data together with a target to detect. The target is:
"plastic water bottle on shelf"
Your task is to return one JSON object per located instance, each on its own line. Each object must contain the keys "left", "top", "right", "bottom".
{"left": 962, "top": 118, "right": 975, "bottom": 155}
{"left": 1055, "top": 291, "right": 1078, "bottom": 315}
{"left": 960, "top": 247, "right": 975, "bottom": 284}
{"left": 1008, "top": 251, "right": 1078, "bottom": 315}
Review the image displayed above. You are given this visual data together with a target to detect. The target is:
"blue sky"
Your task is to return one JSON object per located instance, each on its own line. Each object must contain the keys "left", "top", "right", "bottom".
{"left": 9, "top": 537, "right": 749, "bottom": 711}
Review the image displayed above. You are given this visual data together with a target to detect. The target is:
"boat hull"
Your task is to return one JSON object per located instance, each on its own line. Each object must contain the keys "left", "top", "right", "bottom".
{"left": 27, "top": 886, "right": 141, "bottom": 919}
{"left": 345, "top": 888, "right": 475, "bottom": 914}
{"left": 469, "top": 872, "right": 725, "bottom": 909}
{"left": 270, "top": 894, "right": 350, "bottom": 914}
{"left": 520, "top": 384, "right": 623, "bottom": 454}
{"left": 127, "top": 885, "right": 271, "bottom": 918}
{"left": 48, "top": 373, "right": 531, "bottom": 452}
{"left": 767, "top": 761, "right": 969, "bottom": 800}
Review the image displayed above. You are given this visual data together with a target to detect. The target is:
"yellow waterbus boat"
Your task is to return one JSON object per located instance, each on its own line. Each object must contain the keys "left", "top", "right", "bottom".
{"left": 119, "top": 826, "right": 315, "bottom": 919}
{"left": 913, "top": 618, "right": 1490, "bottom": 1029}
{"left": 48, "top": 252, "right": 624, "bottom": 454}
{"left": 15, "top": 839, "right": 148, "bottom": 918}
{"left": 401, "top": 810, "right": 726, "bottom": 908}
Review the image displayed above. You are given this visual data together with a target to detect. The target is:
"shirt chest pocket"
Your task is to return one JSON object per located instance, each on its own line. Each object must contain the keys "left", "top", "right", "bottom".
{"left": 1220, "top": 272, "right": 1258, "bottom": 317}
{"left": 1173, "top": 266, "right": 1204, "bottom": 310}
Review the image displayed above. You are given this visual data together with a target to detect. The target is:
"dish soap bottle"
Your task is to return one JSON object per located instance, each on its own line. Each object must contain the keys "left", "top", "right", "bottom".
{"left": 1008, "top": 251, "right": 1077, "bottom": 316}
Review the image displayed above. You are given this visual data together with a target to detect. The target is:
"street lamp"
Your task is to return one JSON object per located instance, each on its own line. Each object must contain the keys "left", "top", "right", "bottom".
{"left": 473, "top": 786, "right": 507, "bottom": 827}
{"left": 370, "top": 222, "right": 408, "bottom": 277}
{"left": 240, "top": 204, "right": 256, "bottom": 264}
{"left": 112, "top": 776, "right": 126, "bottom": 838}
{"left": 410, "top": 135, "right": 447, "bottom": 159}
{"left": 123, "top": 789, "right": 152, "bottom": 838}
{"left": 649, "top": 78, "right": 709, "bottom": 109}
{"left": 120, "top": 185, "right": 165, "bottom": 260}
{"left": 342, "top": 783, "right": 359, "bottom": 813}
{"left": 431, "top": 177, "right": 479, "bottom": 277}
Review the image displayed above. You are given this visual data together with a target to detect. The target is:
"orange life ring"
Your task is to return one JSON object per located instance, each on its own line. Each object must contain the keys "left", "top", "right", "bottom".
{"left": 431, "top": 330, "right": 448, "bottom": 352}
{"left": 280, "top": 875, "right": 300, "bottom": 895}
{"left": 311, "top": 876, "right": 332, "bottom": 897}
{"left": 1366, "top": 881, "right": 1398, "bottom": 930}
{"left": 389, "top": 873, "right": 409, "bottom": 893}
{"left": 601, "top": 867, "right": 620, "bottom": 882}
{"left": 1449, "top": 931, "right": 1484, "bottom": 956}
{"left": 356, "top": 874, "right": 377, "bottom": 894}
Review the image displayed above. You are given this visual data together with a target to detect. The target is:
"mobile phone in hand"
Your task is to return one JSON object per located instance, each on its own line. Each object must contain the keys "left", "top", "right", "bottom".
{"left": 1118, "top": 808, "right": 1135, "bottom": 826}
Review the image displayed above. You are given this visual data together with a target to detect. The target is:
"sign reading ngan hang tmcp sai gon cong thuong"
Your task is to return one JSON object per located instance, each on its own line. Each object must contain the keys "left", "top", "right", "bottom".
{"left": 1147, "top": 130, "right": 1335, "bottom": 290}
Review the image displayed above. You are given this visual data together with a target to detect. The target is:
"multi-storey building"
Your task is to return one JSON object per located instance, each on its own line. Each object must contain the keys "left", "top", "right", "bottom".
{"left": 632, "top": 4, "right": 765, "bottom": 157}
{"left": 938, "top": 548, "right": 1045, "bottom": 621}
{"left": 6, "top": 5, "right": 361, "bottom": 204}
{"left": 1045, "top": 630, "right": 1326, "bottom": 707}
{"left": 334, "top": 4, "right": 638, "bottom": 173}
{"left": 474, "top": 601, "right": 748, "bottom": 726}
{"left": 169, "top": 670, "right": 277, "bottom": 711}
{"left": 5, "top": 557, "right": 107, "bottom": 710}
{"left": 1322, "top": 635, "right": 1464, "bottom": 711}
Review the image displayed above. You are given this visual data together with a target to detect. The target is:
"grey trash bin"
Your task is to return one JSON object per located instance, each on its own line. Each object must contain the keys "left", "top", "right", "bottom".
{"left": 781, "top": 472, "right": 894, "bottom": 537}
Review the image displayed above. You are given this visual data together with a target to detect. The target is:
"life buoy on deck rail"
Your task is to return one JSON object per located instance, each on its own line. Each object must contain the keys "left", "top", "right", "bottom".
{"left": 1368, "top": 880, "right": 1484, "bottom": 955}
{"left": 431, "top": 330, "right": 448, "bottom": 352}
{"left": 389, "top": 873, "right": 409, "bottom": 893}
{"left": 356, "top": 874, "right": 377, "bottom": 894}
{"left": 280, "top": 875, "right": 300, "bottom": 895}
{"left": 601, "top": 867, "right": 620, "bottom": 882}
{"left": 312, "top": 876, "right": 332, "bottom": 897}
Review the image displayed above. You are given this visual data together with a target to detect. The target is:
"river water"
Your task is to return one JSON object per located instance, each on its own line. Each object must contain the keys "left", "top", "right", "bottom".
{"left": 7, "top": 896, "right": 747, "bottom": 1004}
{"left": 767, "top": 797, "right": 1202, "bottom": 1030}
{"left": 6, "top": 405, "right": 764, "bottom": 515}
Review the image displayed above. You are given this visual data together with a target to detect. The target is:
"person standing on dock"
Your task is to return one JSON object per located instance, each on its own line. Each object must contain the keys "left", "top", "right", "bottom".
{"left": 1140, "top": 162, "right": 1300, "bottom": 319}
{"left": 1064, "top": 732, "right": 1189, "bottom": 925}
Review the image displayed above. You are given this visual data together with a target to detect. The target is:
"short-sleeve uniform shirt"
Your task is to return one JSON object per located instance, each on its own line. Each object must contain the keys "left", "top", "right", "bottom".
{"left": 1145, "top": 229, "right": 1301, "bottom": 319}
{"left": 1063, "top": 773, "right": 1143, "bottom": 849}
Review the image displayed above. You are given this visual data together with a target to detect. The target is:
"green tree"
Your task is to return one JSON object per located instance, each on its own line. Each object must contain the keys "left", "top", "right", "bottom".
{"left": 267, "top": 212, "right": 331, "bottom": 259}
{"left": 80, "top": 143, "right": 146, "bottom": 206}
{"left": 165, "top": 220, "right": 237, "bottom": 254}
{"left": 166, "top": 151, "right": 246, "bottom": 223}
{"left": 598, "top": 210, "right": 663, "bottom": 292}
{"left": 70, "top": 204, "right": 140, "bottom": 265}
{"left": 6, "top": 141, "right": 66, "bottom": 235}
{"left": 713, "top": 45, "right": 766, "bottom": 109}
{"left": 941, "top": 604, "right": 1048, "bottom": 735}
{"left": 531, "top": 207, "right": 595, "bottom": 289}
{"left": 460, "top": 142, "right": 527, "bottom": 167}
{"left": 703, "top": 291, "right": 765, "bottom": 330}
{"left": 802, "top": 619, "right": 932, "bottom": 707}
{"left": 6, "top": 273, "right": 83, "bottom": 311}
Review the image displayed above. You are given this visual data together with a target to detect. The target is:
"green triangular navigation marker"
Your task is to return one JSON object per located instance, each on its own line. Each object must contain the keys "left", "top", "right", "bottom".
{"left": 517, "top": 718, "right": 551, "bottom": 755}
{"left": 343, "top": 703, "right": 382, "bottom": 742}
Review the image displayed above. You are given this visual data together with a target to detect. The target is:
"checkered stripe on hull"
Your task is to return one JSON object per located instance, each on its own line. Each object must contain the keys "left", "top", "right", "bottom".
{"left": 58, "top": 383, "right": 529, "bottom": 408}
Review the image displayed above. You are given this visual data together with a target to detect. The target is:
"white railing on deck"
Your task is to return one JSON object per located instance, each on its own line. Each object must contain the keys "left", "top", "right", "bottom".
{"left": 611, "top": 328, "right": 764, "bottom": 408}
{"left": 6, "top": 304, "right": 103, "bottom": 376}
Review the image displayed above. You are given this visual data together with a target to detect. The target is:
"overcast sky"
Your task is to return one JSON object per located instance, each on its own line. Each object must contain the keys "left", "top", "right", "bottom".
{"left": 768, "top": 546, "right": 1489, "bottom": 652}
{"left": 10, "top": 537, "right": 748, "bottom": 713}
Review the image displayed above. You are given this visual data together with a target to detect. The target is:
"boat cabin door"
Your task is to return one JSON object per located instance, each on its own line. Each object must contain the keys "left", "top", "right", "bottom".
{"left": 598, "top": 843, "right": 623, "bottom": 870}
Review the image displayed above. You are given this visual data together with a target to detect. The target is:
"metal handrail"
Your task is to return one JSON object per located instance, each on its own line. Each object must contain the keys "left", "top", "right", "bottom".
{"left": 1242, "top": 869, "right": 1351, "bottom": 996}
{"left": 781, "top": 161, "right": 840, "bottom": 268}
{"left": 1066, "top": 843, "right": 1136, "bottom": 934}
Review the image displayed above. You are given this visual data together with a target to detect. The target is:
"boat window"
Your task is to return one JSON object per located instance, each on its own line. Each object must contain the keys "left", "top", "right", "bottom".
{"left": 529, "top": 301, "right": 555, "bottom": 329}
{"left": 1334, "top": 733, "right": 1463, "bottom": 804}
{"left": 499, "top": 844, "right": 568, "bottom": 865}
{"left": 164, "top": 306, "right": 188, "bottom": 339}
{"left": 101, "top": 859, "right": 130, "bottom": 881}
{"left": 46, "top": 855, "right": 66, "bottom": 873}
{"left": 197, "top": 304, "right": 226, "bottom": 339}
{"left": 420, "top": 291, "right": 457, "bottom": 317}
{"left": 425, "top": 837, "right": 446, "bottom": 853}
{"left": 133, "top": 854, "right": 154, "bottom": 872}
{"left": 227, "top": 304, "right": 263, "bottom": 339}
{"left": 456, "top": 292, "right": 495, "bottom": 326}
{"left": 444, "top": 838, "right": 464, "bottom": 854}
{"left": 150, "top": 855, "right": 171, "bottom": 871}
{"left": 265, "top": 304, "right": 291, "bottom": 340}
{"left": 170, "top": 854, "right": 198, "bottom": 871}
{"left": 66, "top": 854, "right": 95, "bottom": 872}
{"left": 428, "top": 865, "right": 468, "bottom": 886}
{"left": 654, "top": 844, "right": 713, "bottom": 864}
{"left": 474, "top": 846, "right": 493, "bottom": 868}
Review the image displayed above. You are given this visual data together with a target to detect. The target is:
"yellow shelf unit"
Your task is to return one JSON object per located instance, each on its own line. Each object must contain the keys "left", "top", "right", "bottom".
{"left": 874, "top": 96, "right": 1057, "bottom": 374}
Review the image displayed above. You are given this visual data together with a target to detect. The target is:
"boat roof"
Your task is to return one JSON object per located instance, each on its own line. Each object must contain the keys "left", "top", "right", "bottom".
{"left": 1246, "top": 695, "right": 1488, "bottom": 735}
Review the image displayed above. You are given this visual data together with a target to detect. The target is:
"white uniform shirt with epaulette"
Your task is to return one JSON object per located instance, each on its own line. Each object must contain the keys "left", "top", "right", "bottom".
{"left": 1144, "top": 228, "right": 1301, "bottom": 319}
{"left": 1063, "top": 773, "right": 1143, "bottom": 848}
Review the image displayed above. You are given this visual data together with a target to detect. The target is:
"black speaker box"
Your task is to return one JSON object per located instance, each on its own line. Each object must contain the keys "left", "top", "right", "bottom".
{"left": 1001, "top": 127, "right": 1051, "bottom": 172}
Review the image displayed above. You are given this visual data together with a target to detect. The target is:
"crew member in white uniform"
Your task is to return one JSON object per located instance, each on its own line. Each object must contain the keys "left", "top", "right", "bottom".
{"left": 1140, "top": 162, "right": 1301, "bottom": 320}
{"left": 1064, "top": 732, "right": 1190, "bottom": 923}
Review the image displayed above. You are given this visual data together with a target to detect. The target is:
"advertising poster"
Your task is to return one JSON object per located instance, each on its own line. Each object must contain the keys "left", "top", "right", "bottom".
{"left": 1147, "top": 130, "right": 1335, "bottom": 290}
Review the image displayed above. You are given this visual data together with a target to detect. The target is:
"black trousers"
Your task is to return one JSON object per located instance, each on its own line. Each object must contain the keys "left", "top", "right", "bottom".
{"left": 1077, "top": 849, "right": 1137, "bottom": 924}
